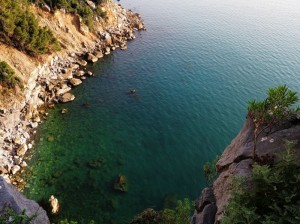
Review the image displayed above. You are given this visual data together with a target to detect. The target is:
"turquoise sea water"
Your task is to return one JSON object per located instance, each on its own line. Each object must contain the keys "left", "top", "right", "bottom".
{"left": 24, "top": 0, "right": 300, "bottom": 223}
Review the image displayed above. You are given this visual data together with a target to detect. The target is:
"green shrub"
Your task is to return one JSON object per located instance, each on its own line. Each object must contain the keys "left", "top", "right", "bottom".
{"left": 248, "top": 85, "right": 299, "bottom": 159}
{"left": 222, "top": 141, "right": 300, "bottom": 224}
{"left": 130, "top": 198, "right": 193, "bottom": 224}
{"left": 203, "top": 155, "right": 220, "bottom": 185}
{"left": 0, "top": 61, "right": 22, "bottom": 88}
{"left": 0, "top": 208, "right": 36, "bottom": 224}
{"left": 0, "top": 0, "right": 60, "bottom": 55}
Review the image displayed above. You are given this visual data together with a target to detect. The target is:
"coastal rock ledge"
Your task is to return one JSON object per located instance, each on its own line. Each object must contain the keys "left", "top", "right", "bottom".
{"left": 0, "top": 176, "right": 50, "bottom": 223}
{"left": 193, "top": 117, "right": 300, "bottom": 223}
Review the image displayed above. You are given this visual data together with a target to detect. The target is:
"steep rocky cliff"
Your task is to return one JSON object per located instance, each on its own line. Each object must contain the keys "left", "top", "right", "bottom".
{"left": 192, "top": 117, "right": 300, "bottom": 224}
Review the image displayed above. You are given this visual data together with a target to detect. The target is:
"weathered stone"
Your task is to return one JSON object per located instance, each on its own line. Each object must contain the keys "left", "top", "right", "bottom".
{"left": 70, "top": 78, "right": 82, "bottom": 86}
{"left": 213, "top": 159, "right": 253, "bottom": 222}
{"left": 56, "top": 85, "right": 71, "bottom": 96}
{"left": 11, "top": 165, "right": 21, "bottom": 175}
{"left": 79, "top": 24, "right": 89, "bottom": 36}
{"left": 105, "top": 33, "right": 112, "bottom": 45}
{"left": 62, "top": 69, "right": 73, "bottom": 79}
{"left": 41, "top": 3, "right": 51, "bottom": 13}
{"left": 49, "top": 195, "right": 60, "bottom": 214}
{"left": 195, "top": 187, "right": 215, "bottom": 212}
{"left": 0, "top": 167, "right": 8, "bottom": 175}
{"left": 60, "top": 93, "right": 75, "bottom": 103}
{"left": 105, "top": 47, "right": 110, "bottom": 55}
{"left": 30, "top": 122, "right": 38, "bottom": 128}
{"left": 87, "top": 53, "right": 98, "bottom": 63}
{"left": 0, "top": 177, "right": 50, "bottom": 223}
{"left": 75, "top": 70, "right": 85, "bottom": 77}
{"left": 94, "top": 51, "right": 103, "bottom": 58}
{"left": 85, "top": 0, "right": 96, "bottom": 9}
{"left": 16, "top": 144, "right": 28, "bottom": 157}
{"left": 192, "top": 204, "right": 217, "bottom": 224}
{"left": 78, "top": 60, "right": 88, "bottom": 67}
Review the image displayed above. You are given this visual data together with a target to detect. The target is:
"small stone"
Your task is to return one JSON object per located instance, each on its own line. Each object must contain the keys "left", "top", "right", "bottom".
{"left": 75, "top": 70, "right": 85, "bottom": 77}
{"left": 31, "top": 122, "right": 38, "bottom": 128}
{"left": 11, "top": 165, "right": 21, "bottom": 175}
{"left": 70, "top": 78, "right": 82, "bottom": 86}
{"left": 28, "top": 143, "right": 33, "bottom": 149}
{"left": 61, "top": 109, "right": 68, "bottom": 114}
{"left": 87, "top": 53, "right": 98, "bottom": 63}
{"left": 60, "top": 93, "right": 75, "bottom": 103}
{"left": 20, "top": 161, "right": 28, "bottom": 168}
{"left": 17, "top": 144, "right": 28, "bottom": 156}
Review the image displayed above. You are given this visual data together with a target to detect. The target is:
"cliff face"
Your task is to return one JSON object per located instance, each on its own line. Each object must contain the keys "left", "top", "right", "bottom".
{"left": 0, "top": 0, "right": 144, "bottom": 185}
{"left": 0, "top": 176, "right": 49, "bottom": 223}
{"left": 192, "top": 117, "right": 300, "bottom": 224}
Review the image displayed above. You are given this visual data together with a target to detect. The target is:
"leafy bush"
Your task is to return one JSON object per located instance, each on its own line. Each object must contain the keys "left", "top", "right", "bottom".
{"left": 0, "top": 61, "right": 22, "bottom": 88}
{"left": 222, "top": 141, "right": 300, "bottom": 224}
{"left": 203, "top": 155, "right": 220, "bottom": 185}
{"left": 0, "top": 208, "right": 36, "bottom": 224}
{"left": 0, "top": 0, "right": 60, "bottom": 55}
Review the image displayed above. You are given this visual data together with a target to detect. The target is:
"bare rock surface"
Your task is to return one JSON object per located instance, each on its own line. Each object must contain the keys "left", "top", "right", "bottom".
{"left": 0, "top": 176, "right": 50, "bottom": 224}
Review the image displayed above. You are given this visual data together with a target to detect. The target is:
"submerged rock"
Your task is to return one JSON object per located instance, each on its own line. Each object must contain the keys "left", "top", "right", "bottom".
{"left": 114, "top": 174, "right": 128, "bottom": 192}
{"left": 49, "top": 195, "right": 60, "bottom": 215}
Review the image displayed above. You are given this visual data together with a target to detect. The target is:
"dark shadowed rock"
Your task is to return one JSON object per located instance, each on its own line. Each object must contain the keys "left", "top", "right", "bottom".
{"left": 195, "top": 187, "right": 215, "bottom": 212}
{"left": 192, "top": 204, "right": 217, "bottom": 224}
{"left": 0, "top": 177, "right": 50, "bottom": 223}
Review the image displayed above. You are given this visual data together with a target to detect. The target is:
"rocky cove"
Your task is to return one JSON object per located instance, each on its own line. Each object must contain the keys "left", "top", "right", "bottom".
{"left": 0, "top": 2, "right": 144, "bottom": 186}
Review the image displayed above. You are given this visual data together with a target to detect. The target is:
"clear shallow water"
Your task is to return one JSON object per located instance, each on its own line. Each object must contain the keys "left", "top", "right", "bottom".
{"left": 24, "top": 0, "right": 300, "bottom": 223}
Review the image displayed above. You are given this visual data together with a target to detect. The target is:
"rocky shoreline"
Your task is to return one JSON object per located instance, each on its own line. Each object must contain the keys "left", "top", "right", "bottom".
{"left": 0, "top": 3, "right": 144, "bottom": 188}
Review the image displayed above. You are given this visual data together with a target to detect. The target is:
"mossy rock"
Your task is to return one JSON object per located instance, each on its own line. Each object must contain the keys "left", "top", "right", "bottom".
{"left": 87, "top": 159, "right": 103, "bottom": 169}
{"left": 113, "top": 174, "right": 128, "bottom": 192}
{"left": 47, "top": 135, "right": 55, "bottom": 142}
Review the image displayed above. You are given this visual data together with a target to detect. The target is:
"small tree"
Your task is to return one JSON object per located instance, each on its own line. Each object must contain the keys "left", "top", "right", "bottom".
{"left": 247, "top": 85, "right": 299, "bottom": 159}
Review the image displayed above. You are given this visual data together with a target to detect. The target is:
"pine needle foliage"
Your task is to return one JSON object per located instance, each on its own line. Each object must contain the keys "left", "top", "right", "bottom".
{"left": 0, "top": 61, "right": 22, "bottom": 88}
{"left": 0, "top": 0, "right": 60, "bottom": 55}
{"left": 247, "top": 85, "right": 299, "bottom": 159}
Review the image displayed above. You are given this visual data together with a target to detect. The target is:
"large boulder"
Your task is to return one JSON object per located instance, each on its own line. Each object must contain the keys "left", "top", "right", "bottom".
{"left": 0, "top": 177, "right": 50, "bottom": 223}
{"left": 192, "top": 187, "right": 217, "bottom": 224}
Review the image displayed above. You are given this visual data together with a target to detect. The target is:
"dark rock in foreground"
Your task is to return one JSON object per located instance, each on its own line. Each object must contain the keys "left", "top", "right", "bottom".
{"left": 0, "top": 176, "right": 50, "bottom": 223}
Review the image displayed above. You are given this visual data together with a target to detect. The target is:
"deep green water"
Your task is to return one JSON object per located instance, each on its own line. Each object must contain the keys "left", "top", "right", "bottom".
{"left": 24, "top": 0, "right": 300, "bottom": 223}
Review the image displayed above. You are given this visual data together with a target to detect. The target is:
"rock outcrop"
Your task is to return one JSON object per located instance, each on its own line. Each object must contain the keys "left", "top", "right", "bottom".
{"left": 0, "top": 176, "right": 50, "bottom": 223}
{"left": 193, "top": 117, "right": 300, "bottom": 223}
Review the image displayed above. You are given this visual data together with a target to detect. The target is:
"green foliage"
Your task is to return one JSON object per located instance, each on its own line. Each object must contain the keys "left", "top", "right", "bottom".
{"left": 29, "top": 0, "right": 108, "bottom": 29}
{"left": 222, "top": 141, "right": 300, "bottom": 224}
{"left": 162, "top": 198, "right": 192, "bottom": 224}
{"left": 248, "top": 85, "right": 299, "bottom": 126}
{"left": 57, "top": 219, "right": 96, "bottom": 224}
{"left": 0, "top": 61, "right": 22, "bottom": 88}
{"left": 203, "top": 155, "right": 220, "bottom": 185}
{"left": 130, "top": 198, "right": 193, "bottom": 224}
{"left": 57, "top": 219, "right": 78, "bottom": 224}
{"left": 0, "top": 0, "right": 60, "bottom": 54}
{"left": 247, "top": 85, "right": 299, "bottom": 158}
{"left": 0, "top": 208, "right": 36, "bottom": 224}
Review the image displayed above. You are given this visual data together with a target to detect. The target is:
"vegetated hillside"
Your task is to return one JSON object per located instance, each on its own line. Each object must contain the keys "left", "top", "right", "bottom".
{"left": 0, "top": 0, "right": 119, "bottom": 106}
